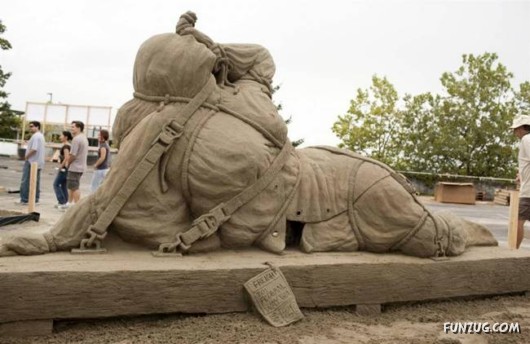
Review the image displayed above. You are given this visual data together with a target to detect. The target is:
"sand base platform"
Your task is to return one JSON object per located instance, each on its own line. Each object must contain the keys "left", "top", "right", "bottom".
{"left": 1, "top": 237, "right": 529, "bottom": 337}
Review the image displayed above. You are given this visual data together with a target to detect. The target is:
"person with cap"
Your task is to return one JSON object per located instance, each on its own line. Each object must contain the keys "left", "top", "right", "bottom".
{"left": 511, "top": 114, "right": 530, "bottom": 248}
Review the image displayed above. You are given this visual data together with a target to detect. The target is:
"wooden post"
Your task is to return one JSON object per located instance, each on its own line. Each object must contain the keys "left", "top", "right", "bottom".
{"left": 42, "top": 103, "right": 48, "bottom": 136}
{"left": 508, "top": 190, "right": 520, "bottom": 249}
{"left": 87, "top": 106, "right": 91, "bottom": 132}
{"left": 107, "top": 106, "right": 112, "bottom": 129}
{"left": 65, "top": 104, "right": 70, "bottom": 128}
{"left": 27, "top": 162, "right": 38, "bottom": 213}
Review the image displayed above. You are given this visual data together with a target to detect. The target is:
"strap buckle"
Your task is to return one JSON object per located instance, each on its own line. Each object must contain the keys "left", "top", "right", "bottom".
{"left": 151, "top": 226, "right": 205, "bottom": 258}
{"left": 71, "top": 225, "right": 108, "bottom": 254}
{"left": 154, "top": 120, "right": 184, "bottom": 148}
{"left": 435, "top": 237, "right": 446, "bottom": 257}
{"left": 152, "top": 205, "right": 229, "bottom": 258}
{"left": 190, "top": 205, "right": 229, "bottom": 240}
{"left": 152, "top": 241, "right": 184, "bottom": 257}
{"left": 431, "top": 237, "right": 449, "bottom": 261}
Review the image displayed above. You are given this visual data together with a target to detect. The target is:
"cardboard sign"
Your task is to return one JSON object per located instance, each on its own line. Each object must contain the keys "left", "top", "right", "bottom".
{"left": 244, "top": 265, "right": 304, "bottom": 327}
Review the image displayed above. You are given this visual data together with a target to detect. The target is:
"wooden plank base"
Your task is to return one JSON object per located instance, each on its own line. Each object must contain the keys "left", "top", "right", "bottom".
{"left": 0, "top": 320, "right": 53, "bottom": 337}
{"left": 356, "top": 304, "right": 381, "bottom": 316}
{"left": 1, "top": 237, "right": 530, "bottom": 336}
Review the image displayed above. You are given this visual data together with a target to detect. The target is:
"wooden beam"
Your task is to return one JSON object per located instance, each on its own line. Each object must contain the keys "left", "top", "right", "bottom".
{"left": 356, "top": 304, "right": 381, "bottom": 316}
{"left": 0, "top": 320, "right": 52, "bottom": 337}
{"left": 0, "top": 245, "right": 529, "bottom": 326}
{"left": 508, "top": 190, "right": 520, "bottom": 249}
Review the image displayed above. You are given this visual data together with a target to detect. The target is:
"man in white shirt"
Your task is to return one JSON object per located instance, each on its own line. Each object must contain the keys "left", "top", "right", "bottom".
{"left": 511, "top": 114, "right": 530, "bottom": 248}
{"left": 18, "top": 120, "right": 45, "bottom": 204}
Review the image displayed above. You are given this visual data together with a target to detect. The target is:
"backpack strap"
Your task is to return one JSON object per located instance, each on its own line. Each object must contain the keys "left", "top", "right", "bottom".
{"left": 72, "top": 77, "right": 216, "bottom": 253}
{"left": 155, "top": 140, "right": 293, "bottom": 255}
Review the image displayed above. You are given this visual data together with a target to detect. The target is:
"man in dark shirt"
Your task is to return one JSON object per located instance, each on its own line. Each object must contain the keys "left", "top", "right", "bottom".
{"left": 53, "top": 130, "right": 72, "bottom": 207}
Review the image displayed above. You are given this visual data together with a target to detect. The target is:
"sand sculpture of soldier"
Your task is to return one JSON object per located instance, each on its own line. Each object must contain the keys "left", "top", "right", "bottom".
{"left": 0, "top": 12, "right": 497, "bottom": 258}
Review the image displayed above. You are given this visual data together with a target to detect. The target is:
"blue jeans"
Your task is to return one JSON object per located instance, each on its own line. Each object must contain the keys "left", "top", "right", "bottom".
{"left": 20, "top": 161, "right": 41, "bottom": 203}
{"left": 90, "top": 168, "right": 109, "bottom": 193}
{"left": 53, "top": 169, "right": 68, "bottom": 205}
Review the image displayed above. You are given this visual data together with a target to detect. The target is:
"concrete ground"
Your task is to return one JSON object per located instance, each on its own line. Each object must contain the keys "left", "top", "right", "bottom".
{"left": 421, "top": 197, "right": 530, "bottom": 250}
{"left": 0, "top": 156, "right": 92, "bottom": 230}
{"left": 0, "top": 155, "right": 529, "bottom": 250}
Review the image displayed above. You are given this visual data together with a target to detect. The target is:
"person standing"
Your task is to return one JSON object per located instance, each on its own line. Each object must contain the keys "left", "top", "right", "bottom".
{"left": 60, "top": 121, "right": 88, "bottom": 210}
{"left": 53, "top": 130, "right": 72, "bottom": 207}
{"left": 90, "top": 129, "right": 111, "bottom": 192}
{"left": 17, "top": 121, "right": 46, "bottom": 205}
{"left": 511, "top": 114, "right": 530, "bottom": 249}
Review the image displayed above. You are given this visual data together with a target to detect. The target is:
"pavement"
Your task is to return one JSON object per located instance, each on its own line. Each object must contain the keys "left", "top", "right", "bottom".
{"left": 0, "top": 156, "right": 93, "bottom": 235}
{"left": 420, "top": 196, "right": 530, "bottom": 250}
{"left": 0, "top": 155, "right": 529, "bottom": 250}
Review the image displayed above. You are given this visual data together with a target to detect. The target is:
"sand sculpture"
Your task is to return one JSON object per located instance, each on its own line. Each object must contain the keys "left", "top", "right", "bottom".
{"left": 0, "top": 11, "right": 497, "bottom": 258}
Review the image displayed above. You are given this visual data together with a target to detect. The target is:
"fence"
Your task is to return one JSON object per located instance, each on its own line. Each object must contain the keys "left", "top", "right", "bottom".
{"left": 23, "top": 102, "right": 113, "bottom": 142}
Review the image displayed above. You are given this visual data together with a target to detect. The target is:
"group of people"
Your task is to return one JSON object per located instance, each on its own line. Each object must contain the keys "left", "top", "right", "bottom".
{"left": 17, "top": 120, "right": 111, "bottom": 209}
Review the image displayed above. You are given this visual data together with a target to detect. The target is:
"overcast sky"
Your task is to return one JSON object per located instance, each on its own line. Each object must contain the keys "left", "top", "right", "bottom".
{"left": 2, "top": 0, "right": 529, "bottom": 146}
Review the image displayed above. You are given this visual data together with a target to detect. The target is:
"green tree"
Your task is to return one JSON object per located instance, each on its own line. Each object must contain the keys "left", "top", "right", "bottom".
{"left": 397, "top": 92, "right": 440, "bottom": 171}
{"left": 516, "top": 81, "right": 530, "bottom": 114}
{"left": 0, "top": 20, "right": 21, "bottom": 139}
{"left": 332, "top": 75, "right": 400, "bottom": 166}
{"left": 433, "top": 53, "right": 517, "bottom": 177}
{"left": 272, "top": 84, "right": 304, "bottom": 147}
{"left": 335, "top": 53, "right": 521, "bottom": 178}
